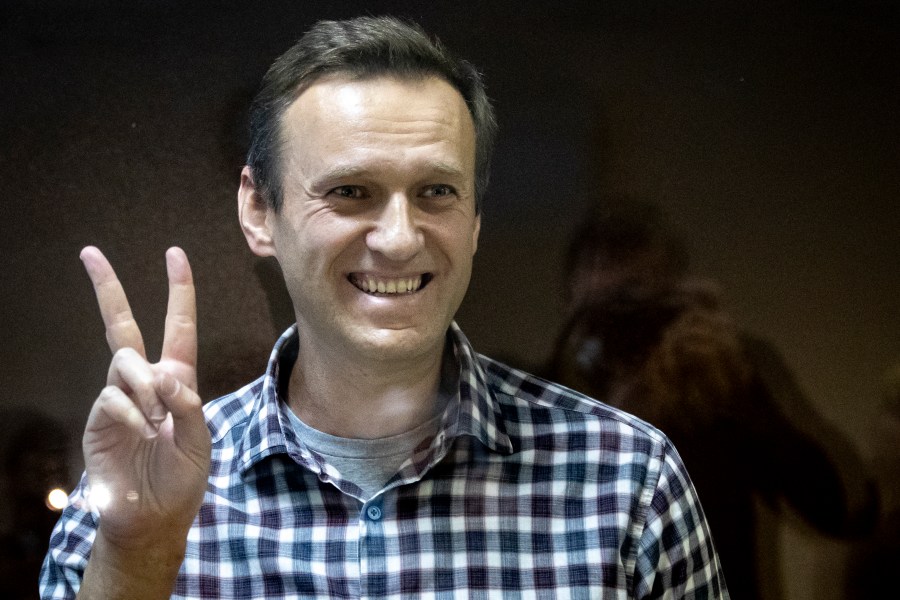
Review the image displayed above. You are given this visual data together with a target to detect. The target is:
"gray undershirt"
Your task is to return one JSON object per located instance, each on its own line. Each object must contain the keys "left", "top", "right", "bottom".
{"left": 286, "top": 408, "right": 443, "bottom": 501}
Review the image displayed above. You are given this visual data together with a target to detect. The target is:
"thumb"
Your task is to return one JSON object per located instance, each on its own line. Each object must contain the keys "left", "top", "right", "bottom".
{"left": 155, "top": 371, "right": 211, "bottom": 458}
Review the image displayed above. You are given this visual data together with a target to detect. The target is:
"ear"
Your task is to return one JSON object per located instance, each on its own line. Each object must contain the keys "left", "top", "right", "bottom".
{"left": 238, "top": 166, "right": 277, "bottom": 257}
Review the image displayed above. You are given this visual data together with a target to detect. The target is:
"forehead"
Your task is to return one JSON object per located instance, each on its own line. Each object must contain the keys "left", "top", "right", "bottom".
{"left": 295, "top": 72, "right": 467, "bottom": 112}
{"left": 279, "top": 75, "right": 476, "bottom": 170}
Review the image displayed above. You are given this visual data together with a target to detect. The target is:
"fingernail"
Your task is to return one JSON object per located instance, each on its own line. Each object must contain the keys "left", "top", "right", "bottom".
{"left": 156, "top": 373, "right": 180, "bottom": 398}
{"left": 79, "top": 248, "right": 93, "bottom": 266}
{"left": 150, "top": 405, "right": 167, "bottom": 424}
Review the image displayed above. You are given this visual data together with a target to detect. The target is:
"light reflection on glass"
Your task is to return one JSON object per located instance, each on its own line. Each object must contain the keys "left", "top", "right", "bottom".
{"left": 46, "top": 487, "right": 69, "bottom": 511}
{"left": 86, "top": 483, "right": 112, "bottom": 512}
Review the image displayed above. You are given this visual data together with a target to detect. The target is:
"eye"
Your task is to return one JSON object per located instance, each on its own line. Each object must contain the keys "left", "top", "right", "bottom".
{"left": 421, "top": 184, "right": 456, "bottom": 198}
{"left": 330, "top": 185, "right": 367, "bottom": 199}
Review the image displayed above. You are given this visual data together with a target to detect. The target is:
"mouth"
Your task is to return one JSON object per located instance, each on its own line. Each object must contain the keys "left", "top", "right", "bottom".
{"left": 348, "top": 273, "right": 432, "bottom": 296}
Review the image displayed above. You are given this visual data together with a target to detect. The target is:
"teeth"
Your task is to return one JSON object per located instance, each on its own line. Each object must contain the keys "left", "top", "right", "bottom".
{"left": 355, "top": 275, "right": 424, "bottom": 294}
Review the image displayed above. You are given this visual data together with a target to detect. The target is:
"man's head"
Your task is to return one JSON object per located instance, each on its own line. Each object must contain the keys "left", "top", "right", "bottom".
{"left": 246, "top": 16, "right": 497, "bottom": 213}
{"left": 238, "top": 20, "right": 485, "bottom": 366}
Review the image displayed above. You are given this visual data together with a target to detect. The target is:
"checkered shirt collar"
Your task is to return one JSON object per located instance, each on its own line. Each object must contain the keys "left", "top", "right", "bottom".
{"left": 235, "top": 322, "right": 514, "bottom": 476}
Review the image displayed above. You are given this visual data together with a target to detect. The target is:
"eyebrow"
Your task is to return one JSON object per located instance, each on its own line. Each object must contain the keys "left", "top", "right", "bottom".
{"left": 424, "top": 161, "right": 467, "bottom": 180}
{"left": 317, "top": 165, "right": 367, "bottom": 180}
{"left": 313, "top": 161, "right": 468, "bottom": 186}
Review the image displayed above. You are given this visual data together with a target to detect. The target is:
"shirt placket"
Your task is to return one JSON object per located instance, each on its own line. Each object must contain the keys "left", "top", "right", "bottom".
{"left": 358, "top": 495, "right": 388, "bottom": 599}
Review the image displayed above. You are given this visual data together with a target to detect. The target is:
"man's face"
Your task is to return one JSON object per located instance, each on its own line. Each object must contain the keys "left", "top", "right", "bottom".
{"left": 256, "top": 75, "right": 480, "bottom": 364}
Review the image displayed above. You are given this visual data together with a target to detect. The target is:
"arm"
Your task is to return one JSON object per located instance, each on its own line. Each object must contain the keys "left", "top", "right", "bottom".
{"left": 633, "top": 443, "right": 729, "bottom": 599}
{"left": 742, "top": 335, "right": 878, "bottom": 536}
{"left": 43, "top": 247, "right": 211, "bottom": 599}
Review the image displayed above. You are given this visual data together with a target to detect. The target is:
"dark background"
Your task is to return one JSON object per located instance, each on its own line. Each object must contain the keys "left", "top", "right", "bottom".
{"left": 2, "top": 1, "right": 898, "bottom": 597}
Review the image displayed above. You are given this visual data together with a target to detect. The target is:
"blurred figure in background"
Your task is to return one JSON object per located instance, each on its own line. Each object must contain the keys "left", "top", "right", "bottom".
{"left": 0, "top": 412, "right": 73, "bottom": 600}
{"left": 845, "top": 361, "right": 900, "bottom": 597}
{"left": 548, "top": 199, "right": 878, "bottom": 599}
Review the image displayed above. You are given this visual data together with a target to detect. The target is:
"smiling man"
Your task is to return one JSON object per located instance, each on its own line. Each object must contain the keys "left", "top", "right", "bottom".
{"left": 41, "top": 17, "right": 728, "bottom": 599}
{"left": 239, "top": 74, "right": 481, "bottom": 441}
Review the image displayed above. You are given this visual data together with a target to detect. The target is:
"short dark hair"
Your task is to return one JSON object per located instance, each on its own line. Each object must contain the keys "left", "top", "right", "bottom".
{"left": 246, "top": 16, "right": 497, "bottom": 212}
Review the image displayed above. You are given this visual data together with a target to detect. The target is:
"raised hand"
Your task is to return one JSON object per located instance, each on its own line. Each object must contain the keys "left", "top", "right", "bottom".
{"left": 77, "top": 247, "right": 211, "bottom": 598}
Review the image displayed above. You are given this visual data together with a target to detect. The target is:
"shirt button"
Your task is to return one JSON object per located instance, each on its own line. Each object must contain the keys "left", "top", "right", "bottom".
{"left": 366, "top": 505, "right": 383, "bottom": 521}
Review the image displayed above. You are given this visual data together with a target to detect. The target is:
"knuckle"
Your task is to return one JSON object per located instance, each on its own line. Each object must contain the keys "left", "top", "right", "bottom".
{"left": 97, "top": 385, "right": 122, "bottom": 403}
{"left": 165, "top": 314, "right": 195, "bottom": 328}
{"left": 111, "top": 346, "right": 137, "bottom": 362}
{"left": 110, "top": 349, "right": 155, "bottom": 389}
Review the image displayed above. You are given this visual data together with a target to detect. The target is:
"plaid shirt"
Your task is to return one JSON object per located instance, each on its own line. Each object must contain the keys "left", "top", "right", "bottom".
{"left": 41, "top": 323, "right": 728, "bottom": 599}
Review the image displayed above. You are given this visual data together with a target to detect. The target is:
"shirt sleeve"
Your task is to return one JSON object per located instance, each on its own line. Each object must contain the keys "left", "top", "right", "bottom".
{"left": 633, "top": 442, "right": 729, "bottom": 599}
{"left": 39, "top": 474, "right": 95, "bottom": 600}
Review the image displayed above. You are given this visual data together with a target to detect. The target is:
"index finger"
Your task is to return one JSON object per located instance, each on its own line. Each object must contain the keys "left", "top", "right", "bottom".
{"left": 80, "top": 246, "right": 147, "bottom": 357}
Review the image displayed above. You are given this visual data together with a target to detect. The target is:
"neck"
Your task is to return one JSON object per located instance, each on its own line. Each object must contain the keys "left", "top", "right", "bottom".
{"left": 286, "top": 336, "right": 447, "bottom": 439}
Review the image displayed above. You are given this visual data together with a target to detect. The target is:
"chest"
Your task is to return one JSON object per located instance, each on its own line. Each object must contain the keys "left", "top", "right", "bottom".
{"left": 175, "top": 451, "right": 644, "bottom": 598}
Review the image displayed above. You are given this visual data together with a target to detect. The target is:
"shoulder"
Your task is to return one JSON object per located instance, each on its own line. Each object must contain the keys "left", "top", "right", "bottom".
{"left": 478, "top": 354, "right": 671, "bottom": 458}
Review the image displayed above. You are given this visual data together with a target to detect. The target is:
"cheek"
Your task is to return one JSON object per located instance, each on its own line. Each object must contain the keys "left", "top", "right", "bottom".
{"left": 434, "top": 217, "right": 479, "bottom": 256}
{"left": 280, "top": 221, "right": 369, "bottom": 275}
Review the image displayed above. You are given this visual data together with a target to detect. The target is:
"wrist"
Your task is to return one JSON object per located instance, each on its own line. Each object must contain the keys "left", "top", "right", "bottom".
{"left": 78, "top": 526, "right": 189, "bottom": 600}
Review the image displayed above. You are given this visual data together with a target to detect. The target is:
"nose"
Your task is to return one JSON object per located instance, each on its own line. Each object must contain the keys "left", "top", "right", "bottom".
{"left": 366, "top": 194, "right": 424, "bottom": 261}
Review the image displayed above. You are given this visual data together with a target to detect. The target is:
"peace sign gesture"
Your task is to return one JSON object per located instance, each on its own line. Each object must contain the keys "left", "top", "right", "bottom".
{"left": 77, "top": 247, "right": 211, "bottom": 598}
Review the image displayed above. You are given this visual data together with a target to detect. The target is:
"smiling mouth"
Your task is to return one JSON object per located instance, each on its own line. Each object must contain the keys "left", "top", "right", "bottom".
{"left": 348, "top": 273, "right": 432, "bottom": 295}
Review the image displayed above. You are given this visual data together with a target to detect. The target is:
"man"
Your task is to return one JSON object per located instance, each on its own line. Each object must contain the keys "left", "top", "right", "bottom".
{"left": 550, "top": 200, "right": 876, "bottom": 597}
{"left": 41, "top": 17, "right": 727, "bottom": 599}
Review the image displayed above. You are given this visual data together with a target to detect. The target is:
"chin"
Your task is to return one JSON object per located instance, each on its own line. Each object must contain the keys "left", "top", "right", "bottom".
{"left": 355, "top": 325, "right": 444, "bottom": 360}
